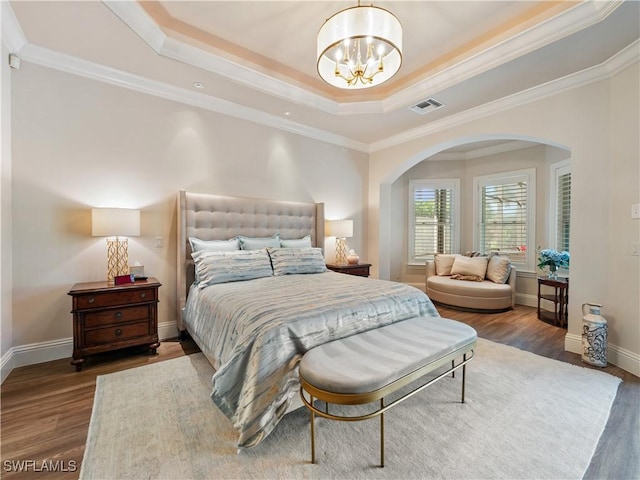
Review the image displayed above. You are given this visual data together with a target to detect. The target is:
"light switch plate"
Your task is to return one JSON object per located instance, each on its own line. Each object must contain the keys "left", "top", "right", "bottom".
{"left": 632, "top": 203, "right": 640, "bottom": 219}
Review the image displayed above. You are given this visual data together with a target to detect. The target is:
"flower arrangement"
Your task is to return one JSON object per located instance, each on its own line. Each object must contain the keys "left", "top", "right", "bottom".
{"left": 537, "top": 248, "right": 570, "bottom": 270}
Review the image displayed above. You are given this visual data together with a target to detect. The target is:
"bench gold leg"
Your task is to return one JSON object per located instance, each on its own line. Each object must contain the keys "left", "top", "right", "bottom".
{"left": 310, "top": 395, "right": 316, "bottom": 464}
{"left": 461, "top": 353, "right": 467, "bottom": 403}
{"left": 380, "top": 398, "right": 385, "bottom": 468}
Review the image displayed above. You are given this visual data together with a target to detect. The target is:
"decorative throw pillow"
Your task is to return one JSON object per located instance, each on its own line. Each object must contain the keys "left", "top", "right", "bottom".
{"left": 451, "top": 274, "right": 484, "bottom": 282}
{"left": 238, "top": 234, "right": 281, "bottom": 250}
{"left": 434, "top": 254, "right": 459, "bottom": 276}
{"left": 450, "top": 255, "right": 488, "bottom": 279}
{"left": 191, "top": 250, "right": 273, "bottom": 288}
{"left": 486, "top": 255, "right": 512, "bottom": 284}
{"left": 280, "top": 235, "right": 312, "bottom": 249}
{"left": 267, "top": 247, "right": 327, "bottom": 275}
{"left": 189, "top": 237, "right": 239, "bottom": 253}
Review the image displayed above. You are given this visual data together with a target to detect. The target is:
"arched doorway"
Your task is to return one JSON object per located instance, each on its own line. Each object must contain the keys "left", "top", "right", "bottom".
{"left": 377, "top": 134, "right": 571, "bottom": 288}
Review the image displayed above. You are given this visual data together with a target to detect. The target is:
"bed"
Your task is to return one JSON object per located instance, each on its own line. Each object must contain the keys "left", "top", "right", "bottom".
{"left": 177, "top": 190, "right": 440, "bottom": 448}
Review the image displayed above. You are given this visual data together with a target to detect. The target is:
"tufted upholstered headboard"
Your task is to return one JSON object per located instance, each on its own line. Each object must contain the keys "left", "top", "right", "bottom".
{"left": 176, "top": 190, "right": 325, "bottom": 331}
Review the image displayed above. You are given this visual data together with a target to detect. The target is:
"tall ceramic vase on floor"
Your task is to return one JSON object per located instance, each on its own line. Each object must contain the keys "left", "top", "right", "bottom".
{"left": 581, "top": 303, "right": 607, "bottom": 367}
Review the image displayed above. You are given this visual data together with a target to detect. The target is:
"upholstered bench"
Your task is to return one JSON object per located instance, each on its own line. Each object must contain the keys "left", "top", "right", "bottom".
{"left": 299, "top": 316, "right": 477, "bottom": 467}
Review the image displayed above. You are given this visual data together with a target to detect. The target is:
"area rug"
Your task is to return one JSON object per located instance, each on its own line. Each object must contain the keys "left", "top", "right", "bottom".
{"left": 80, "top": 338, "right": 621, "bottom": 480}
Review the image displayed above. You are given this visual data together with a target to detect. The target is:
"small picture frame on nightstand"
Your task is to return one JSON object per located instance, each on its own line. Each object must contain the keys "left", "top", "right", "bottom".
{"left": 130, "top": 265, "right": 145, "bottom": 279}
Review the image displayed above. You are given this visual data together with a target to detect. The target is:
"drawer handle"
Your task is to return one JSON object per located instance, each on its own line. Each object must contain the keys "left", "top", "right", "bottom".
{"left": 114, "top": 328, "right": 123, "bottom": 336}
{"left": 140, "top": 292, "right": 146, "bottom": 299}
{"left": 114, "top": 312, "right": 123, "bottom": 320}
{"left": 88, "top": 298, "right": 95, "bottom": 304}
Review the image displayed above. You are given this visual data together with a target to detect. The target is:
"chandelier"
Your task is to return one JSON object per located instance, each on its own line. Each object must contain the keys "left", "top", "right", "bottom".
{"left": 316, "top": 2, "right": 402, "bottom": 89}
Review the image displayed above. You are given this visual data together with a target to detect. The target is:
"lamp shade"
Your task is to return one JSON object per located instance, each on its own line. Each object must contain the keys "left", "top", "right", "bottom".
{"left": 92, "top": 208, "right": 140, "bottom": 237}
{"left": 328, "top": 219, "right": 353, "bottom": 238}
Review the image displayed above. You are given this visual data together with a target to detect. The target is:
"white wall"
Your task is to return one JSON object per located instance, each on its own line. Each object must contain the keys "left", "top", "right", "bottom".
{"left": 369, "top": 63, "right": 640, "bottom": 375}
{"left": 1, "top": 40, "right": 14, "bottom": 382}
{"left": 8, "top": 62, "right": 368, "bottom": 359}
{"left": 608, "top": 63, "right": 640, "bottom": 357}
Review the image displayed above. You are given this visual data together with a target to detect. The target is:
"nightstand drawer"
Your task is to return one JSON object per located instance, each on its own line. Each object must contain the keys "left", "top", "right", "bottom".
{"left": 84, "top": 305, "right": 151, "bottom": 329}
{"left": 345, "top": 266, "right": 370, "bottom": 276}
{"left": 326, "top": 263, "right": 372, "bottom": 277}
{"left": 75, "top": 288, "right": 157, "bottom": 310}
{"left": 84, "top": 322, "right": 151, "bottom": 346}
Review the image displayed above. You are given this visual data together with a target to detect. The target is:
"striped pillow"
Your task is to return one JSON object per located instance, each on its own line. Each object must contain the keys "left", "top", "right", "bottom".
{"left": 191, "top": 250, "right": 273, "bottom": 288}
{"left": 267, "top": 247, "right": 327, "bottom": 276}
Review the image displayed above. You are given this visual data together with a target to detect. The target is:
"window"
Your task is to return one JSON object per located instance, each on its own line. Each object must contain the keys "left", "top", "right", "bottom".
{"left": 473, "top": 169, "right": 536, "bottom": 271}
{"left": 409, "top": 179, "right": 460, "bottom": 264}
{"left": 550, "top": 161, "right": 571, "bottom": 253}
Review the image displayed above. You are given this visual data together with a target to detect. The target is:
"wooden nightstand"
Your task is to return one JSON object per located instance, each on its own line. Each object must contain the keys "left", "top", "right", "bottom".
{"left": 68, "top": 278, "right": 161, "bottom": 371}
{"left": 537, "top": 276, "right": 569, "bottom": 327}
{"left": 326, "top": 263, "right": 372, "bottom": 277}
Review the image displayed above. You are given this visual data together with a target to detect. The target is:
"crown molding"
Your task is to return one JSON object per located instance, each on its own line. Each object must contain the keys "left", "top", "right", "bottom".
{"left": 1, "top": 1, "right": 27, "bottom": 53}
{"left": 102, "top": 0, "right": 341, "bottom": 116}
{"left": 103, "top": 0, "right": 623, "bottom": 117}
{"left": 384, "top": 1, "right": 623, "bottom": 113}
{"left": 370, "top": 40, "right": 640, "bottom": 153}
{"left": 17, "top": 42, "right": 368, "bottom": 152}
{"left": 6, "top": 1, "right": 637, "bottom": 155}
{"left": 430, "top": 141, "right": 539, "bottom": 161}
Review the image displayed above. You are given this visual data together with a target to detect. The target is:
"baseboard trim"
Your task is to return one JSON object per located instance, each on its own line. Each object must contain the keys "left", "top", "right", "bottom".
{"left": 1, "top": 348, "right": 15, "bottom": 384}
{"left": 516, "top": 293, "right": 538, "bottom": 308}
{"left": 565, "top": 333, "right": 640, "bottom": 377}
{"left": 11, "top": 337, "right": 73, "bottom": 369}
{"left": 0, "top": 321, "right": 181, "bottom": 383}
{"left": 158, "top": 321, "right": 179, "bottom": 341}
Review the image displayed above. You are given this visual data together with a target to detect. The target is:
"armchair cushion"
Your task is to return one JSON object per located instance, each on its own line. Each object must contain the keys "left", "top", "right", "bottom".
{"left": 486, "top": 255, "right": 512, "bottom": 284}
{"left": 450, "top": 256, "right": 488, "bottom": 278}
{"left": 434, "top": 254, "right": 459, "bottom": 276}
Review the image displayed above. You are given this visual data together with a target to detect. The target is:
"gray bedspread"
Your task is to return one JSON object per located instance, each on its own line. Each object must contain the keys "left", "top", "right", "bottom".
{"left": 183, "top": 271, "right": 439, "bottom": 448}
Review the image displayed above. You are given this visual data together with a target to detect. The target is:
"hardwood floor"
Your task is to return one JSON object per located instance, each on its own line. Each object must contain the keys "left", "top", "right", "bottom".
{"left": 1, "top": 305, "right": 638, "bottom": 479}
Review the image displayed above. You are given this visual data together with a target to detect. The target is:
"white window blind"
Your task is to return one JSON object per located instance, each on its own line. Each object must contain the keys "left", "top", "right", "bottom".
{"left": 474, "top": 169, "right": 535, "bottom": 271}
{"left": 556, "top": 171, "right": 571, "bottom": 253}
{"left": 409, "top": 179, "right": 460, "bottom": 264}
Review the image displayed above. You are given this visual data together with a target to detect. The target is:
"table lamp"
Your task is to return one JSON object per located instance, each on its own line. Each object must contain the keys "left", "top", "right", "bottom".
{"left": 92, "top": 208, "right": 140, "bottom": 282}
{"left": 328, "top": 219, "right": 353, "bottom": 266}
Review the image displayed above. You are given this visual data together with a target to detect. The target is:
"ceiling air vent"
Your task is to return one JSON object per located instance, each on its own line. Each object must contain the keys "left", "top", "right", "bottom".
{"left": 409, "top": 98, "right": 444, "bottom": 115}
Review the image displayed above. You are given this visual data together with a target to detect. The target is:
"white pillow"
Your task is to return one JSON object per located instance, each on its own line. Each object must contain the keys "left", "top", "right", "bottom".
{"left": 238, "top": 234, "right": 281, "bottom": 250}
{"left": 434, "top": 254, "right": 459, "bottom": 276}
{"left": 280, "top": 235, "right": 312, "bottom": 249}
{"left": 267, "top": 247, "right": 327, "bottom": 276}
{"left": 450, "top": 256, "right": 488, "bottom": 278}
{"left": 486, "top": 255, "right": 512, "bottom": 284}
{"left": 189, "top": 237, "right": 239, "bottom": 253}
{"left": 191, "top": 250, "right": 273, "bottom": 288}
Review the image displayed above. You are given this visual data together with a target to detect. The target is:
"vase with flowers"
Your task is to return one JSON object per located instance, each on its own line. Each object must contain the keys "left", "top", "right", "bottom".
{"left": 537, "top": 248, "right": 570, "bottom": 279}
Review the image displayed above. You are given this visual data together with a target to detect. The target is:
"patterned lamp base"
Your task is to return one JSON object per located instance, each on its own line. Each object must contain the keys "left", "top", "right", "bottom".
{"left": 106, "top": 238, "right": 130, "bottom": 282}
{"left": 335, "top": 237, "right": 347, "bottom": 266}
